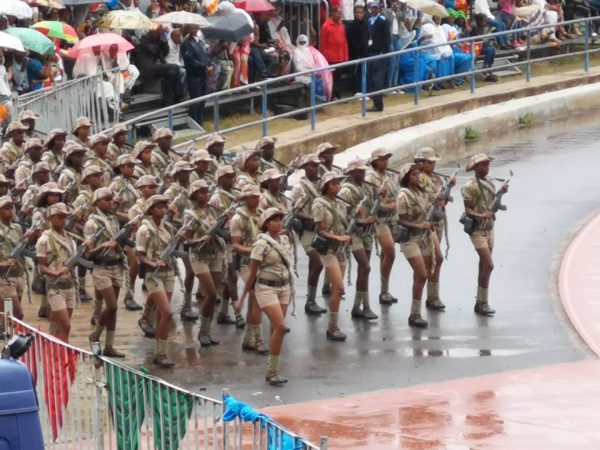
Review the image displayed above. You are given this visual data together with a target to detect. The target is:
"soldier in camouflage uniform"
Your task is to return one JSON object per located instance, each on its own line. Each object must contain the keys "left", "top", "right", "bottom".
{"left": 18, "top": 110, "right": 41, "bottom": 138}
{"left": 235, "top": 149, "right": 261, "bottom": 190}
{"left": 151, "top": 128, "right": 175, "bottom": 174}
{"left": 259, "top": 168, "right": 289, "bottom": 212}
{"left": 71, "top": 117, "right": 92, "bottom": 149}
{"left": 312, "top": 172, "right": 352, "bottom": 341}
{"left": 190, "top": 149, "right": 215, "bottom": 186}
{"left": 84, "top": 133, "right": 113, "bottom": 185}
{"left": 205, "top": 133, "right": 228, "bottom": 176}
{"left": 231, "top": 185, "right": 266, "bottom": 353}
{"left": 133, "top": 140, "right": 161, "bottom": 179}
{"left": 57, "top": 142, "right": 87, "bottom": 204}
{"left": 0, "top": 121, "right": 28, "bottom": 176}
{"left": 366, "top": 148, "right": 400, "bottom": 305}
{"left": 338, "top": 159, "right": 378, "bottom": 320}
{"left": 41, "top": 129, "right": 67, "bottom": 177}
{"left": 14, "top": 138, "right": 44, "bottom": 188}
{"left": 107, "top": 124, "right": 130, "bottom": 166}
{"left": 85, "top": 187, "right": 126, "bottom": 358}
{"left": 256, "top": 136, "right": 280, "bottom": 173}
{"left": 290, "top": 153, "right": 327, "bottom": 315}
{"left": 19, "top": 161, "right": 51, "bottom": 223}
{"left": 164, "top": 160, "right": 198, "bottom": 321}
{"left": 461, "top": 153, "right": 508, "bottom": 317}
{"left": 209, "top": 165, "right": 245, "bottom": 328}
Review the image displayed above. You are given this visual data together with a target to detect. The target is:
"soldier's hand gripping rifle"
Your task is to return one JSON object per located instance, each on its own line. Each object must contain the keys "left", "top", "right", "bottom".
{"left": 97, "top": 214, "right": 143, "bottom": 259}
{"left": 65, "top": 200, "right": 88, "bottom": 231}
{"left": 194, "top": 202, "right": 241, "bottom": 254}
{"left": 163, "top": 192, "right": 183, "bottom": 224}
{"left": 282, "top": 192, "right": 308, "bottom": 276}
{"left": 10, "top": 218, "right": 44, "bottom": 261}
{"left": 150, "top": 217, "right": 198, "bottom": 278}
{"left": 340, "top": 195, "right": 369, "bottom": 286}
{"left": 490, "top": 170, "right": 513, "bottom": 214}
{"left": 63, "top": 225, "right": 106, "bottom": 273}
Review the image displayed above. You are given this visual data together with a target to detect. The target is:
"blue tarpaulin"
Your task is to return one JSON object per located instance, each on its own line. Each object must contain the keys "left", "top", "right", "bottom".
{"left": 222, "top": 394, "right": 300, "bottom": 450}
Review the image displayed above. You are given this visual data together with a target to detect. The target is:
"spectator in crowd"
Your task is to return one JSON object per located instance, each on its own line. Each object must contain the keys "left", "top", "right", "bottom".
{"left": 366, "top": 1, "right": 389, "bottom": 111}
{"left": 181, "top": 25, "right": 210, "bottom": 125}
{"left": 136, "top": 28, "right": 184, "bottom": 106}
{"left": 266, "top": 11, "right": 295, "bottom": 76}
{"left": 114, "top": 0, "right": 141, "bottom": 11}
{"left": 292, "top": 34, "right": 332, "bottom": 101}
{"left": 146, "top": 0, "right": 171, "bottom": 19}
{"left": 250, "top": 21, "right": 278, "bottom": 82}
{"left": 166, "top": 29, "right": 186, "bottom": 86}
{"left": 320, "top": 7, "right": 348, "bottom": 99}
{"left": 0, "top": 15, "right": 8, "bottom": 31}
{"left": 101, "top": 44, "right": 140, "bottom": 107}
{"left": 385, "top": 0, "right": 413, "bottom": 89}
{"left": 472, "top": 14, "right": 499, "bottom": 82}
{"left": 345, "top": 5, "right": 370, "bottom": 94}
{"left": 10, "top": 52, "right": 29, "bottom": 94}
{"left": 473, "top": 0, "right": 511, "bottom": 48}
{"left": 73, "top": 46, "right": 102, "bottom": 78}
{"left": 26, "top": 52, "right": 51, "bottom": 92}
{"left": 0, "top": 50, "right": 11, "bottom": 127}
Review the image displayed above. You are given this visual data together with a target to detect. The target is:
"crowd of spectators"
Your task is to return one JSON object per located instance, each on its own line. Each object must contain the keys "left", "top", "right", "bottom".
{"left": 0, "top": 0, "right": 597, "bottom": 125}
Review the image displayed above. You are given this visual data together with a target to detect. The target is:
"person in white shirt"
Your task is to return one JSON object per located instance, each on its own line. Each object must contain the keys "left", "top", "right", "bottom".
{"left": 0, "top": 50, "right": 12, "bottom": 127}
{"left": 473, "top": 0, "right": 511, "bottom": 48}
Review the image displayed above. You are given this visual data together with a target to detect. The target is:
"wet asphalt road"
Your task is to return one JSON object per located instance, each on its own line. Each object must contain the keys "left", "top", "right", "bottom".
{"left": 124, "top": 112, "right": 600, "bottom": 408}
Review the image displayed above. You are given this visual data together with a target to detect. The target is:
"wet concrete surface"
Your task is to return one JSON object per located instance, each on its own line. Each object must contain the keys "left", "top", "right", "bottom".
{"left": 21, "top": 112, "right": 600, "bottom": 409}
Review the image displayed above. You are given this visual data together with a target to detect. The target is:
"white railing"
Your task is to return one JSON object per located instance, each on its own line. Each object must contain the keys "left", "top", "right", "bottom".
{"left": 2, "top": 312, "right": 323, "bottom": 450}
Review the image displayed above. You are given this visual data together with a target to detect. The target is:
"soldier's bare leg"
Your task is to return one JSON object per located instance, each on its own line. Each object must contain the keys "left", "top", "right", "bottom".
{"left": 152, "top": 290, "right": 175, "bottom": 368}
{"left": 91, "top": 285, "right": 124, "bottom": 357}
{"left": 351, "top": 248, "right": 377, "bottom": 320}
{"left": 51, "top": 308, "right": 72, "bottom": 342}
{"left": 378, "top": 232, "right": 397, "bottom": 304}
{"left": 181, "top": 259, "right": 199, "bottom": 321}
{"left": 474, "top": 246, "right": 495, "bottom": 315}
{"left": 406, "top": 255, "right": 428, "bottom": 328}
{"left": 305, "top": 250, "right": 326, "bottom": 315}
{"left": 326, "top": 262, "right": 346, "bottom": 341}
{"left": 263, "top": 302, "right": 287, "bottom": 385}
{"left": 426, "top": 236, "right": 446, "bottom": 311}
{"left": 197, "top": 272, "right": 221, "bottom": 347}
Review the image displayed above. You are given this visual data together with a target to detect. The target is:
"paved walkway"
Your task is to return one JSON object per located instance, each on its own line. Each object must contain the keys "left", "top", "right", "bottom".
{"left": 266, "top": 210, "right": 600, "bottom": 449}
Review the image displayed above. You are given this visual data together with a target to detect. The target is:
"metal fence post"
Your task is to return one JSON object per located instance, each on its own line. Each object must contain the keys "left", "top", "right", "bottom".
{"left": 469, "top": 40, "right": 476, "bottom": 93}
{"left": 320, "top": 436, "right": 329, "bottom": 450}
{"left": 261, "top": 84, "right": 268, "bottom": 137}
{"left": 413, "top": 48, "right": 420, "bottom": 105}
{"left": 310, "top": 72, "right": 317, "bottom": 130}
{"left": 214, "top": 96, "right": 220, "bottom": 132}
{"left": 361, "top": 61, "right": 367, "bottom": 117}
{"left": 92, "top": 356, "right": 105, "bottom": 450}
{"left": 584, "top": 20, "right": 590, "bottom": 73}
{"left": 168, "top": 110, "right": 174, "bottom": 130}
{"left": 526, "top": 30, "right": 531, "bottom": 82}
{"left": 3, "top": 299, "right": 12, "bottom": 337}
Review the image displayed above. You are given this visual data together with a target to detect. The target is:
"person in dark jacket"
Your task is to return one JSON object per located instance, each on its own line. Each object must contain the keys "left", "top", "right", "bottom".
{"left": 367, "top": 1, "right": 390, "bottom": 111}
{"left": 136, "top": 28, "right": 183, "bottom": 106}
{"left": 345, "top": 5, "right": 370, "bottom": 94}
{"left": 181, "top": 25, "right": 210, "bottom": 126}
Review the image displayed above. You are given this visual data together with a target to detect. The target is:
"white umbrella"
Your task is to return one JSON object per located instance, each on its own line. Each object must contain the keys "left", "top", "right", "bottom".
{"left": 0, "top": 30, "right": 26, "bottom": 52}
{"left": 153, "top": 11, "right": 210, "bottom": 28}
{"left": 0, "top": 0, "right": 33, "bottom": 20}
{"left": 407, "top": 0, "right": 448, "bottom": 17}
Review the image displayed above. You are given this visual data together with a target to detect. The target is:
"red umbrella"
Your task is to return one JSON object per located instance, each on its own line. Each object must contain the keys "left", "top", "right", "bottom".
{"left": 68, "top": 32, "right": 134, "bottom": 57}
{"left": 234, "top": 0, "right": 275, "bottom": 13}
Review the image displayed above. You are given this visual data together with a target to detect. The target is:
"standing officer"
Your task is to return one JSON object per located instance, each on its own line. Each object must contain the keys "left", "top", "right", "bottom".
{"left": 290, "top": 154, "right": 327, "bottom": 315}
{"left": 181, "top": 24, "right": 210, "bottom": 126}
{"left": 461, "top": 153, "right": 508, "bottom": 316}
{"left": 366, "top": 1, "right": 389, "bottom": 112}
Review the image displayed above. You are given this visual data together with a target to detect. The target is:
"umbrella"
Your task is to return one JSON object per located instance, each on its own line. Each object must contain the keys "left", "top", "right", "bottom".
{"left": 407, "top": 0, "right": 449, "bottom": 17}
{"left": 153, "top": 11, "right": 210, "bottom": 27}
{"left": 95, "top": 10, "right": 157, "bottom": 30}
{"left": 26, "top": 0, "right": 65, "bottom": 8}
{"left": 0, "top": 0, "right": 33, "bottom": 20}
{"left": 0, "top": 30, "right": 26, "bottom": 52}
{"left": 69, "top": 32, "right": 134, "bottom": 57}
{"left": 234, "top": 0, "right": 275, "bottom": 14}
{"left": 204, "top": 13, "right": 254, "bottom": 42}
{"left": 5, "top": 27, "right": 55, "bottom": 56}
{"left": 32, "top": 21, "right": 79, "bottom": 44}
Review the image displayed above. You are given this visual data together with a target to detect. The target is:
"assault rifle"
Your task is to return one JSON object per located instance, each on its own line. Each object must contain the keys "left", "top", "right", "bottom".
{"left": 425, "top": 165, "right": 460, "bottom": 224}
{"left": 96, "top": 214, "right": 143, "bottom": 259}
{"left": 59, "top": 225, "right": 106, "bottom": 279}
{"left": 158, "top": 161, "right": 175, "bottom": 194}
{"left": 490, "top": 170, "right": 513, "bottom": 214}
{"left": 66, "top": 200, "right": 88, "bottom": 231}
{"left": 150, "top": 217, "right": 198, "bottom": 278}
{"left": 194, "top": 203, "right": 241, "bottom": 254}
{"left": 282, "top": 192, "right": 308, "bottom": 277}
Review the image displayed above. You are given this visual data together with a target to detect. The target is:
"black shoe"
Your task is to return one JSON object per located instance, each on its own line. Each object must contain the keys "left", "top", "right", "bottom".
{"left": 366, "top": 107, "right": 383, "bottom": 112}
{"left": 321, "top": 285, "right": 331, "bottom": 296}
{"left": 124, "top": 295, "right": 143, "bottom": 311}
{"left": 79, "top": 291, "right": 93, "bottom": 303}
{"left": 426, "top": 298, "right": 446, "bottom": 311}
{"left": 474, "top": 303, "right": 496, "bottom": 316}
{"left": 379, "top": 293, "right": 395, "bottom": 305}
{"left": 362, "top": 307, "right": 379, "bottom": 320}
{"left": 326, "top": 328, "right": 347, "bottom": 341}
{"left": 351, "top": 307, "right": 365, "bottom": 319}
{"left": 38, "top": 306, "right": 49, "bottom": 318}
{"left": 408, "top": 314, "right": 428, "bottom": 328}
{"left": 265, "top": 371, "right": 288, "bottom": 386}
{"left": 153, "top": 354, "right": 175, "bottom": 368}
{"left": 138, "top": 318, "right": 155, "bottom": 338}
{"left": 305, "top": 301, "right": 326, "bottom": 315}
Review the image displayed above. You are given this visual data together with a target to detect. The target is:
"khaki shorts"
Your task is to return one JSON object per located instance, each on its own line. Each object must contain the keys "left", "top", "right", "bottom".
{"left": 400, "top": 236, "right": 432, "bottom": 259}
{"left": 48, "top": 287, "right": 76, "bottom": 311}
{"left": 300, "top": 230, "right": 316, "bottom": 254}
{"left": 433, "top": 221, "right": 444, "bottom": 242}
{"left": 0, "top": 276, "right": 25, "bottom": 300}
{"left": 375, "top": 223, "right": 392, "bottom": 237}
{"left": 92, "top": 265, "right": 124, "bottom": 291}
{"left": 255, "top": 283, "right": 291, "bottom": 309}
{"left": 191, "top": 253, "right": 224, "bottom": 275}
{"left": 350, "top": 234, "right": 373, "bottom": 252}
{"left": 144, "top": 270, "right": 175, "bottom": 294}
{"left": 470, "top": 229, "right": 494, "bottom": 250}
{"left": 319, "top": 251, "right": 347, "bottom": 269}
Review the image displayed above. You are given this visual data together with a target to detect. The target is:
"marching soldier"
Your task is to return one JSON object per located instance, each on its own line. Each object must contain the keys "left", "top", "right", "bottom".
{"left": 259, "top": 168, "right": 289, "bottom": 212}
{"left": 42, "top": 128, "right": 67, "bottom": 176}
{"left": 231, "top": 185, "right": 266, "bottom": 353}
{"left": 0, "top": 121, "right": 28, "bottom": 175}
{"left": 338, "top": 159, "right": 378, "bottom": 320}
{"left": 32, "top": 182, "right": 65, "bottom": 319}
{"left": 205, "top": 133, "right": 228, "bottom": 176}
{"left": 19, "top": 162, "right": 51, "bottom": 222}
{"left": 235, "top": 149, "right": 261, "bottom": 189}
{"left": 133, "top": 140, "right": 161, "bottom": 179}
{"left": 0, "top": 196, "right": 29, "bottom": 328}
{"left": 36, "top": 202, "right": 79, "bottom": 342}
{"left": 14, "top": 138, "right": 44, "bottom": 188}
{"left": 190, "top": 149, "right": 214, "bottom": 185}
{"left": 18, "top": 110, "right": 41, "bottom": 138}
{"left": 130, "top": 175, "right": 159, "bottom": 337}
{"left": 312, "top": 172, "right": 352, "bottom": 341}
{"left": 163, "top": 160, "right": 198, "bottom": 321}
{"left": 396, "top": 163, "right": 433, "bottom": 328}
{"left": 290, "top": 153, "right": 327, "bottom": 315}
{"left": 0, "top": 175, "right": 9, "bottom": 196}
{"left": 152, "top": 128, "right": 175, "bottom": 173}
{"left": 85, "top": 188, "right": 126, "bottom": 357}
{"left": 415, "top": 147, "right": 455, "bottom": 311}
{"left": 107, "top": 124, "right": 130, "bottom": 166}
{"left": 84, "top": 133, "right": 113, "bottom": 185}
{"left": 461, "top": 153, "right": 507, "bottom": 316}
{"left": 317, "top": 142, "right": 341, "bottom": 176}
{"left": 257, "top": 136, "right": 279, "bottom": 172}
{"left": 110, "top": 154, "right": 142, "bottom": 311}
{"left": 182, "top": 179, "right": 227, "bottom": 347}
{"left": 71, "top": 116, "right": 93, "bottom": 149}
{"left": 367, "top": 148, "right": 399, "bottom": 305}
{"left": 135, "top": 194, "right": 177, "bottom": 367}
{"left": 57, "top": 142, "right": 87, "bottom": 203}
{"left": 209, "top": 165, "right": 245, "bottom": 327}
{"left": 238, "top": 207, "right": 292, "bottom": 385}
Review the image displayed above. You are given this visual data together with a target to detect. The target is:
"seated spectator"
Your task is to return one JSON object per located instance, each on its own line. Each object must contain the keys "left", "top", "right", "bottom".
{"left": 472, "top": 0, "right": 511, "bottom": 49}
{"left": 471, "top": 14, "right": 499, "bottom": 82}
{"left": 420, "top": 15, "right": 457, "bottom": 88}
{"left": 73, "top": 46, "right": 102, "bottom": 78}
{"left": 101, "top": 44, "right": 140, "bottom": 106}
{"left": 441, "top": 13, "right": 472, "bottom": 84}
{"left": 249, "top": 21, "right": 278, "bottom": 82}
{"left": 230, "top": 35, "right": 252, "bottom": 87}
{"left": 292, "top": 34, "right": 332, "bottom": 100}
{"left": 10, "top": 52, "right": 29, "bottom": 94}
{"left": 0, "top": 50, "right": 11, "bottom": 127}
{"left": 135, "top": 28, "right": 184, "bottom": 105}
{"left": 173, "top": 0, "right": 200, "bottom": 13}
{"left": 266, "top": 11, "right": 294, "bottom": 76}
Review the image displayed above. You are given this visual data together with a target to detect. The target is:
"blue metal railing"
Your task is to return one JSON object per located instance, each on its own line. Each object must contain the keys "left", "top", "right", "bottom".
{"left": 114, "top": 16, "right": 599, "bottom": 145}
